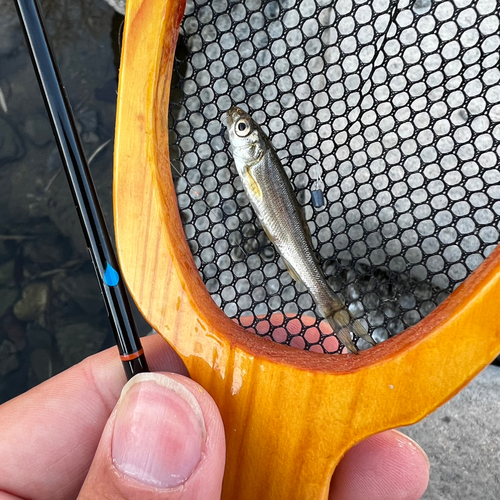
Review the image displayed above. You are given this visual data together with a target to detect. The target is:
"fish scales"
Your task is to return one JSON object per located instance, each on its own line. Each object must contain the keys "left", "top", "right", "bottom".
{"left": 252, "top": 148, "right": 337, "bottom": 306}
{"left": 226, "top": 106, "right": 376, "bottom": 353}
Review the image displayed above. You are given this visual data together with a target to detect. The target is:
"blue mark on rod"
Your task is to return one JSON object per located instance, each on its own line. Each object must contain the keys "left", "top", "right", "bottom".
{"left": 104, "top": 263, "right": 120, "bottom": 287}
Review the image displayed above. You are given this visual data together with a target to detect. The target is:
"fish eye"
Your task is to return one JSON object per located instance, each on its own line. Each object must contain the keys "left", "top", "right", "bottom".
{"left": 235, "top": 118, "right": 251, "bottom": 137}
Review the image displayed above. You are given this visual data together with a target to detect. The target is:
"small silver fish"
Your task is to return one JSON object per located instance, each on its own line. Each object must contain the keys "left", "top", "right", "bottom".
{"left": 226, "top": 107, "right": 375, "bottom": 353}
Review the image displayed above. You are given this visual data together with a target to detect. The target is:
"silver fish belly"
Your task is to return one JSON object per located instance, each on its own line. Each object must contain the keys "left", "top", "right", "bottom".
{"left": 226, "top": 107, "right": 375, "bottom": 353}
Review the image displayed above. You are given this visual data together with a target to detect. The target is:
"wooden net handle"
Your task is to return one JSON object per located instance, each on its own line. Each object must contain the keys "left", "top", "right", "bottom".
{"left": 114, "top": 0, "right": 500, "bottom": 496}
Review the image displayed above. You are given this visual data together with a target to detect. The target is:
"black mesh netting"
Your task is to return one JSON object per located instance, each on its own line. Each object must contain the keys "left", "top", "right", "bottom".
{"left": 168, "top": 0, "right": 500, "bottom": 353}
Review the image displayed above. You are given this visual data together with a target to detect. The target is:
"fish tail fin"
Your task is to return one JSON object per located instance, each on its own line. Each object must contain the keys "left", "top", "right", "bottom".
{"left": 326, "top": 313, "right": 359, "bottom": 354}
{"left": 321, "top": 295, "right": 376, "bottom": 354}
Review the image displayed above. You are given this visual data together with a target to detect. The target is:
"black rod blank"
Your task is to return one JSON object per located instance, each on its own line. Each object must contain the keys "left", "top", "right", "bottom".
{"left": 14, "top": 0, "right": 149, "bottom": 379}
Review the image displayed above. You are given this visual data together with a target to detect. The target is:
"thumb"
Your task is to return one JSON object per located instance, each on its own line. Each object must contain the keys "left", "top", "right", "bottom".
{"left": 78, "top": 372, "right": 226, "bottom": 500}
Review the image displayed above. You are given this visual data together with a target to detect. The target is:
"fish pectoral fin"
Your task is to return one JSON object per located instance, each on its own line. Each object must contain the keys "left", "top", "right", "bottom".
{"left": 282, "top": 257, "right": 303, "bottom": 285}
{"left": 243, "top": 166, "right": 262, "bottom": 200}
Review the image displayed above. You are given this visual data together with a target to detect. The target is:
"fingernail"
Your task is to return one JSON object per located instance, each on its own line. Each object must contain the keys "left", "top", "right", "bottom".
{"left": 112, "top": 372, "right": 206, "bottom": 488}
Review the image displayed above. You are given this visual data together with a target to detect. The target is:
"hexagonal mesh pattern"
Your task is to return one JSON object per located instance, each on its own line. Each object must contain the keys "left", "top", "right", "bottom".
{"left": 168, "top": 0, "right": 500, "bottom": 353}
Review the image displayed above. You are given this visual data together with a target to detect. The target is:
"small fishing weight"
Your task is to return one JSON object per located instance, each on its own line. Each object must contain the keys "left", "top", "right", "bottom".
{"left": 307, "top": 154, "right": 325, "bottom": 209}
{"left": 311, "top": 180, "right": 325, "bottom": 209}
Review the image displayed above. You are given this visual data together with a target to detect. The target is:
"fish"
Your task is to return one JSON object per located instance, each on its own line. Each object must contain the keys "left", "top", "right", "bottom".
{"left": 225, "top": 106, "right": 376, "bottom": 353}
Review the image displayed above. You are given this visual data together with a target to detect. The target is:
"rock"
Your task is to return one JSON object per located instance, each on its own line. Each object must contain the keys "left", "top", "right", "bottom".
{"left": 46, "top": 147, "right": 63, "bottom": 172}
{"left": 45, "top": 143, "right": 114, "bottom": 256}
{"left": 403, "top": 365, "right": 500, "bottom": 499}
{"left": 0, "top": 241, "right": 10, "bottom": 262}
{"left": 54, "top": 322, "right": 107, "bottom": 367}
{"left": 82, "top": 131, "right": 99, "bottom": 144}
{"left": 3, "top": 144, "right": 52, "bottom": 225}
{"left": 77, "top": 110, "right": 99, "bottom": 144}
{"left": 30, "top": 348, "right": 53, "bottom": 382}
{"left": 25, "top": 324, "right": 52, "bottom": 350}
{"left": 0, "top": 116, "right": 26, "bottom": 164}
{"left": 13, "top": 282, "right": 49, "bottom": 322}
{"left": 2, "top": 314, "right": 26, "bottom": 351}
{"left": 0, "top": 0, "right": 24, "bottom": 56}
{"left": 0, "top": 50, "right": 29, "bottom": 81}
{"left": 95, "top": 78, "right": 119, "bottom": 104}
{"left": 101, "top": 0, "right": 126, "bottom": 15}
{"left": 0, "top": 340, "right": 19, "bottom": 377}
{"left": 23, "top": 113, "right": 54, "bottom": 147}
{"left": 0, "top": 288, "right": 18, "bottom": 317}
{"left": 54, "top": 271, "right": 104, "bottom": 315}
{"left": 46, "top": 193, "right": 88, "bottom": 255}
{"left": 0, "top": 260, "right": 15, "bottom": 285}
{"left": 23, "top": 234, "right": 72, "bottom": 266}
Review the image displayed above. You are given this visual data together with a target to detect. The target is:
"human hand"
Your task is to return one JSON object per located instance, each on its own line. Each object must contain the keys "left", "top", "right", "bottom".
{"left": 0, "top": 333, "right": 429, "bottom": 500}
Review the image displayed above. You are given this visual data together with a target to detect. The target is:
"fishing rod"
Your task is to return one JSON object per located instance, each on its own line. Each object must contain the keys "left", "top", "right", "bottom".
{"left": 13, "top": 0, "right": 149, "bottom": 379}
